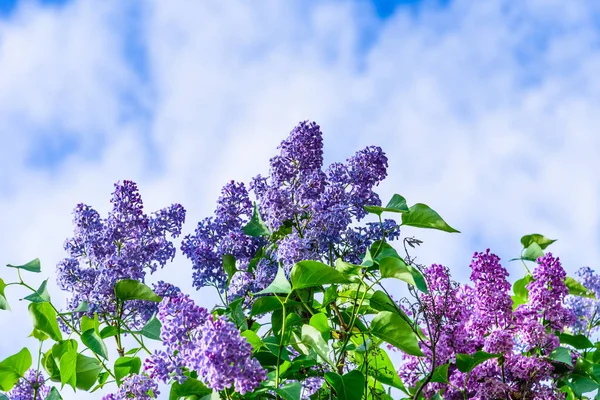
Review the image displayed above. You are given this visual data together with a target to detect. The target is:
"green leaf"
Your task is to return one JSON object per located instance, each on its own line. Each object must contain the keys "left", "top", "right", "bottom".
{"left": 512, "top": 275, "right": 532, "bottom": 299}
{"left": 30, "top": 328, "right": 49, "bottom": 341}
{"left": 222, "top": 254, "right": 237, "bottom": 285}
{"left": 6, "top": 258, "right": 41, "bottom": 273}
{"left": 80, "top": 315, "right": 97, "bottom": 335}
{"left": 242, "top": 202, "right": 270, "bottom": 237}
{"left": 114, "top": 280, "right": 161, "bottom": 302}
{"left": 549, "top": 346, "right": 573, "bottom": 366}
{"left": 114, "top": 356, "right": 141, "bottom": 385}
{"left": 255, "top": 266, "right": 291, "bottom": 295}
{"left": 522, "top": 243, "right": 544, "bottom": 262}
{"left": 370, "top": 311, "right": 423, "bottom": 356}
{"left": 273, "top": 382, "right": 302, "bottom": 400}
{"left": 23, "top": 279, "right": 51, "bottom": 303}
{"left": 335, "top": 259, "right": 362, "bottom": 277}
{"left": 250, "top": 296, "right": 283, "bottom": 317}
{"left": 75, "top": 354, "right": 102, "bottom": 390}
{"left": 364, "top": 194, "right": 409, "bottom": 216}
{"left": 309, "top": 313, "right": 330, "bottom": 340}
{"left": 559, "top": 333, "right": 594, "bottom": 350}
{"left": 569, "top": 374, "right": 598, "bottom": 396}
{"left": 81, "top": 328, "right": 109, "bottom": 360}
{"left": 290, "top": 261, "right": 351, "bottom": 290}
{"left": 369, "top": 241, "right": 400, "bottom": 261}
{"left": 369, "top": 290, "right": 402, "bottom": 315}
{"left": 324, "top": 370, "right": 365, "bottom": 400}
{"left": 59, "top": 350, "right": 77, "bottom": 390}
{"left": 73, "top": 300, "right": 89, "bottom": 313}
{"left": 455, "top": 351, "right": 499, "bottom": 373}
{"left": 45, "top": 387, "right": 63, "bottom": 400}
{"left": 29, "top": 302, "right": 62, "bottom": 341}
{"left": 379, "top": 257, "right": 428, "bottom": 293}
{"left": 301, "top": 324, "right": 333, "bottom": 367}
{"left": 0, "top": 348, "right": 32, "bottom": 391}
{"left": 520, "top": 234, "right": 556, "bottom": 250}
{"left": 99, "top": 326, "right": 118, "bottom": 339}
{"left": 241, "top": 330, "right": 263, "bottom": 350}
{"left": 169, "top": 377, "right": 212, "bottom": 400}
{"left": 0, "top": 278, "right": 10, "bottom": 311}
{"left": 430, "top": 363, "right": 450, "bottom": 384}
{"left": 565, "top": 277, "right": 596, "bottom": 299}
{"left": 359, "top": 347, "right": 405, "bottom": 390}
{"left": 401, "top": 203, "right": 460, "bottom": 233}
{"left": 140, "top": 315, "right": 162, "bottom": 340}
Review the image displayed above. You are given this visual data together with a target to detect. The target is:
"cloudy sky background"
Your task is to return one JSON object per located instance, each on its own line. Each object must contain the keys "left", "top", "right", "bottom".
{"left": 1, "top": 0, "right": 600, "bottom": 398}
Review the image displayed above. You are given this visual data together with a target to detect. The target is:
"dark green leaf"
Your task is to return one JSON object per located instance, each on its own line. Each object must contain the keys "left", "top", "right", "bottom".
{"left": 114, "top": 356, "right": 141, "bottom": 385}
{"left": 359, "top": 347, "right": 405, "bottom": 390}
{"left": 401, "top": 203, "right": 460, "bottom": 233}
{"left": 75, "top": 354, "right": 102, "bottom": 390}
{"left": 324, "top": 370, "right": 365, "bottom": 400}
{"left": 99, "top": 326, "right": 118, "bottom": 339}
{"left": 169, "top": 377, "right": 212, "bottom": 400}
{"left": 114, "top": 280, "right": 161, "bottom": 302}
{"left": 29, "top": 302, "right": 62, "bottom": 341}
{"left": 273, "top": 382, "right": 302, "bottom": 400}
{"left": 6, "top": 258, "right": 41, "bottom": 273}
{"left": 0, "top": 348, "right": 32, "bottom": 391}
{"left": 45, "top": 387, "right": 62, "bottom": 400}
{"left": 430, "top": 363, "right": 450, "bottom": 384}
{"left": 379, "top": 257, "right": 428, "bottom": 293}
{"left": 370, "top": 311, "right": 422, "bottom": 356}
{"left": 0, "top": 278, "right": 9, "bottom": 311}
{"left": 290, "top": 261, "right": 351, "bottom": 290}
{"left": 369, "top": 290, "right": 402, "bottom": 315}
{"left": 369, "top": 241, "right": 400, "bottom": 261}
{"left": 364, "top": 194, "right": 409, "bottom": 216}
{"left": 250, "top": 296, "right": 283, "bottom": 317}
{"left": 569, "top": 374, "right": 598, "bottom": 396}
{"left": 559, "top": 333, "right": 594, "bottom": 350}
{"left": 242, "top": 203, "right": 270, "bottom": 237}
{"left": 565, "top": 277, "right": 596, "bottom": 299}
{"left": 23, "top": 279, "right": 51, "bottom": 303}
{"left": 520, "top": 234, "right": 556, "bottom": 250}
{"left": 222, "top": 254, "right": 237, "bottom": 285}
{"left": 255, "top": 266, "right": 291, "bottom": 295}
{"left": 455, "top": 351, "right": 499, "bottom": 373}
{"left": 59, "top": 350, "right": 77, "bottom": 390}
{"left": 81, "top": 329, "right": 109, "bottom": 360}
{"left": 140, "top": 315, "right": 162, "bottom": 340}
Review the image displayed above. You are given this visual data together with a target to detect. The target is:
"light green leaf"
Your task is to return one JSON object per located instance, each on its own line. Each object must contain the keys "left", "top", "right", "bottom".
{"left": 379, "top": 257, "right": 428, "bottom": 293}
{"left": 140, "top": 315, "right": 162, "bottom": 340}
{"left": 75, "top": 354, "right": 102, "bottom": 391}
{"left": 522, "top": 243, "right": 544, "bottom": 262}
{"left": 114, "top": 356, "right": 141, "bottom": 385}
{"left": 335, "top": 259, "right": 362, "bottom": 277}
{"left": 114, "top": 280, "right": 161, "bottom": 302}
{"left": 73, "top": 301, "right": 89, "bottom": 313}
{"left": 6, "top": 258, "right": 41, "bottom": 273}
{"left": 59, "top": 350, "right": 77, "bottom": 390}
{"left": 359, "top": 347, "right": 405, "bottom": 390}
{"left": 301, "top": 324, "right": 333, "bottom": 367}
{"left": 45, "top": 387, "right": 63, "bottom": 400}
{"left": 0, "top": 278, "right": 9, "bottom": 311}
{"left": 242, "top": 203, "right": 270, "bottom": 237}
{"left": 169, "top": 377, "right": 212, "bottom": 400}
{"left": 29, "top": 302, "right": 62, "bottom": 341}
{"left": 250, "top": 296, "right": 283, "bottom": 317}
{"left": 291, "top": 261, "right": 351, "bottom": 290}
{"left": 565, "top": 277, "right": 596, "bottom": 299}
{"left": 222, "top": 254, "right": 237, "bottom": 285}
{"left": 255, "top": 266, "right": 291, "bottom": 295}
{"left": 370, "top": 311, "right": 422, "bottom": 356}
{"left": 430, "top": 363, "right": 450, "bottom": 384}
{"left": 241, "top": 330, "right": 263, "bottom": 351}
{"left": 81, "top": 328, "right": 109, "bottom": 360}
{"left": 401, "top": 203, "right": 460, "bottom": 233}
{"left": 309, "top": 313, "right": 330, "bottom": 340}
{"left": 273, "top": 382, "right": 302, "bottom": 400}
{"left": 23, "top": 279, "right": 51, "bottom": 303}
{"left": 0, "top": 348, "right": 32, "bottom": 391}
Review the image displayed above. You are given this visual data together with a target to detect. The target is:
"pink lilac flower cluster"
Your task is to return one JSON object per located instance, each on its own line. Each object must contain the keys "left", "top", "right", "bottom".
{"left": 145, "top": 293, "right": 266, "bottom": 394}
{"left": 7, "top": 370, "right": 50, "bottom": 400}
{"left": 182, "top": 121, "right": 399, "bottom": 298}
{"left": 56, "top": 181, "right": 186, "bottom": 330}
{"left": 399, "top": 250, "right": 575, "bottom": 399}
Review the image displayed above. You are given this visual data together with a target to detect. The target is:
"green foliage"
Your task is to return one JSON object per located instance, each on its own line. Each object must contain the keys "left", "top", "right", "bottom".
{"left": 364, "top": 194, "right": 409, "bottom": 216}
{"left": 290, "top": 261, "right": 351, "bottom": 290}
{"left": 370, "top": 311, "right": 423, "bottom": 356}
{"left": 6, "top": 258, "right": 41, "bottom": 273}
{"left": 114, "top": 280, "right": 162, "bottom": 302}
{"left": 28, "top": 302, "right": 62, "bottom": 341}
{"left": 401, "top": 203, "right": 460, "bottom": 233}
{"left": 169, "top": 377, "right": 212, "bottom": 400}
{"left": 0, "top": 348, "right": 32, "bottom": 391}
{"left": 23, "top": 279, "right": 51, "bottom": 303}
{"left": 256, "top": 266, "right": 292, "bottom": 295}
{"left": 325, "top": 370, "right": 365, "bottom": 400}
{"left": 0, "top": 278, "right": 9, "bottom": 311}
{"left": 242, "top": 203, "right": 271, "bottom": 237}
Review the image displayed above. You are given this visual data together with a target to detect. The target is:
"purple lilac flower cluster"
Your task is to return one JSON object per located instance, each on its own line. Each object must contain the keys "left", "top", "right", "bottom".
{"left": 399, "top": 250, "right": 574, "bottom": 399}
{"left": 102, "top": 374, "right": 159, "bottom": 400}
{"left": 56, "top": 180, "right": 186, "bottom": 330}
{"left": 566, "top": 266, "right": 600, "bottom": 336}
{"left": 145, "top": 292, "right": 266, "bottom": 394}
{"left": 182, "top": 121, "right": 399, "bottom": 297}
{"left": 7, "top": 370, "right": 50, "bottom": 400}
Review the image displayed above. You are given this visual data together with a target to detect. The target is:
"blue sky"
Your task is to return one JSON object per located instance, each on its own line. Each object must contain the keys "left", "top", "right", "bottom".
{"left": 2, "top": 1, "right": 600, "bottom": 398}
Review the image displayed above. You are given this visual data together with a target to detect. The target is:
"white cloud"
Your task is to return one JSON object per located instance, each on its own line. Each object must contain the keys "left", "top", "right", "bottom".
{"left": 1, "top": 0, "right": 600, "bottom": 397}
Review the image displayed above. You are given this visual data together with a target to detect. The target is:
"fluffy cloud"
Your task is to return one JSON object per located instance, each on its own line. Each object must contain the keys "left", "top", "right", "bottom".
{"left": 1, "top": 0, "right": 600, "bottom": 397}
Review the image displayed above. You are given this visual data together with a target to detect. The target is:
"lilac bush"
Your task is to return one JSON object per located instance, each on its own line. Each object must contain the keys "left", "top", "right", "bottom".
{"left": 0, "top": 121, "right": 597, "bottom": 400}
